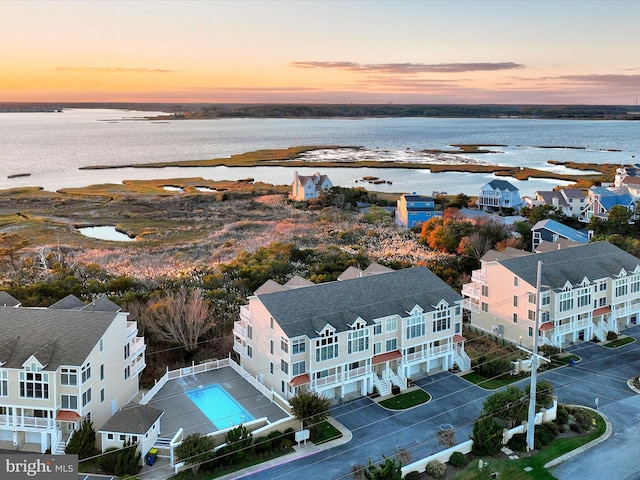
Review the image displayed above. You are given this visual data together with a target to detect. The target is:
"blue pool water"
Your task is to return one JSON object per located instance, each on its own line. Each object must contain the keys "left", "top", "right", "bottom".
{"left": 186, "top": 384, "right": 254, "bottom": 429}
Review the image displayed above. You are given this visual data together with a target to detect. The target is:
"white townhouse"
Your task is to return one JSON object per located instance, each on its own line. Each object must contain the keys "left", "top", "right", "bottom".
{"left": 477, "top": 179, "right": 523, "bottom": 211}
{"left": 462, "top": 241, "right": 640, "bottom": 350}
{"left": 233, "top": 267, "right": 470, "bottom": 401}
{"left": 290, "top": 171, "right": 333, "bottom": 201}
{"left": 526, "top": 188, "right": 587, "bottom": 218}
{"left": 0, "top": 293, "right": 146, "bottom": 454}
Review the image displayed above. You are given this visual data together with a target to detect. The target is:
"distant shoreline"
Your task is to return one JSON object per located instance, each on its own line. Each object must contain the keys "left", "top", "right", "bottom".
{"left": 2, "top": 102, "right": 640, "bottom": 120}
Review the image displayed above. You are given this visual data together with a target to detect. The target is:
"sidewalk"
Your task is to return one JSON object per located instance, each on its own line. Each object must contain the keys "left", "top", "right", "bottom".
{"left": 137, "top": 417, "right": 352, "bottom": 480}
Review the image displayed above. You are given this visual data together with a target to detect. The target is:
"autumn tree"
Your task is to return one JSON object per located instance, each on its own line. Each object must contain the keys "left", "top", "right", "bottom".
{"left": 143, "top": 287, "right": 216, "bottom": 352}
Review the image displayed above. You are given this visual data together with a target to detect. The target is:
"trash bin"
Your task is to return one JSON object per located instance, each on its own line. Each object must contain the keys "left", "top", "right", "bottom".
{"left": 146, "top": 448, "right": 158, "bottom": 466}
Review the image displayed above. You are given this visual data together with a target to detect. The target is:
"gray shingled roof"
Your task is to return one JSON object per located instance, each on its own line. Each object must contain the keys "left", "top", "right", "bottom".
{"left": 497, "top": 241, "right": 640, "bottom": 289}
{"left": 49, "top": 294, "right": 86, "bottom": 310}
{"left": 99, "top": 404, "right": 163, "bottom": 435}
{"left": 0, "top": 307, "right": 118, "bottom": 369}
{"left": 257, "top": 267, "right": 462, "bottom": 339}
{"left": 0, "top": 291, "right": 20, "bottom": 307}
{"left": 487, "top": 179, "right": 518, "bottom": 191}
{"left": 82, "top": 297, "right": 121, "bottom": 312}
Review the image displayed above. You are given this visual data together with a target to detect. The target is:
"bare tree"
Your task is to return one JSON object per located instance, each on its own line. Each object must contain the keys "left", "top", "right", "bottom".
{"left": 143, "top": 287, "right": 216, "bottom": 352}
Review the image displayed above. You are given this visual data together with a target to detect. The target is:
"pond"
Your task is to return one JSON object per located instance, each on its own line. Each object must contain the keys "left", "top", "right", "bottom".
{"left": 77, "top": 226, "right": 135, "bottom": 242}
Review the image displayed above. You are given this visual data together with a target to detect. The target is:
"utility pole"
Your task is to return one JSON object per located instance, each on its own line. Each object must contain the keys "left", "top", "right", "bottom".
{"left": 526, "top": 260, "right": 543, "bottom": 451}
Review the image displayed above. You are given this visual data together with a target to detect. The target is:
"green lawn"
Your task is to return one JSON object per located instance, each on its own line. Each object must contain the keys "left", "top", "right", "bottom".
{"left": 603, "top": 336, "right": 635, "bottom": 348}
{"left": 450, "top": 411, "right": 607, "bottom": 480}
{"left": 378, "top": 389, "right": 431, "bottom": 409}
{"left": 313, "top": 420, "right": 342, "bottom": 444}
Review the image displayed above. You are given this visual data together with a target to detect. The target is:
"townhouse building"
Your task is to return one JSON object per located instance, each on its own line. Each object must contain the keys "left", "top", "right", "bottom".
{"left": 395, "top": 193, "right": 440, "bottom": 228}
{"left": 578, "top": 186, "right": 636, "bottom": 223}
{"left": 0, "top": 294, "right": 146, "bottom": 453}
{"left": 462, "top": 241, "right": 640, "bottom": 350}
{"left": 525, "top": 189, "right": 587, "bottom": 218}
{"left": 233, "top": 267, "right": 470, "bottom": 401}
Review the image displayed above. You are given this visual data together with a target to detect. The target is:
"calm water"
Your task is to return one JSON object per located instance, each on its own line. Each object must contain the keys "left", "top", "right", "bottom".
{"left": 1, "top": 108, "right": 639, "bottom": 197}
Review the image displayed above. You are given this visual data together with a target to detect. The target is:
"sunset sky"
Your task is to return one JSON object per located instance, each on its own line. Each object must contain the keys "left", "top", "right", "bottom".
{"left": 2, "top": 0, "right": 639, "bottom": 105}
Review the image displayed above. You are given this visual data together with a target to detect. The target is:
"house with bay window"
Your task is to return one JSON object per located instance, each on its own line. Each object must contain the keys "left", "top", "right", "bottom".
{"left": 0, "top": 294, "right": 146, "bottom": 454}
{"left": 233, "top": 267, "right": 469, "bottom": 401}
{"left": 462, "top": 241, "right": 640, "bottom": 349}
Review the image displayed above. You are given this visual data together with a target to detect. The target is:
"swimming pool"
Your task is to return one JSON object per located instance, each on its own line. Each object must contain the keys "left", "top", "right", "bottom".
{"left": 186, "top": 384, "right": 254, "bottom": 429}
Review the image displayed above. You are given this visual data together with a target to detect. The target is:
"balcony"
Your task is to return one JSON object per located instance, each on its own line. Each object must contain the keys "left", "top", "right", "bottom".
{"left": 131, "top": 355, "right": 146, "bottom": 375}
{"left": 126, "top": 321, "right": 138, "bottom": 339}
{"left": 0, "top": 414, "right": 55, "bottom": 429}
{"left": 471, "top": 270, "right": 487, "bottom": 283}
{"left": 239, "top": 305, "right": 250, "bottom": 322}
{"left": 130, "top": 337, "right": 146, "bottom": 357}
{"left": 344, "top": 365, "right": 370, "bottom": 380}
{"left": 233, "top": 323, "right": 247, "bottom": 339}
{"left": 403, "top": 344, "right": 453, "bottom": 363}
{"left": 462, "top": 284, "right": 481, "bottom": 299}
{"left": 555, "top": 317, "right": 591, "bottom": 334}
{"left": 314, "top": 373, "right": 339, "bottom": 388}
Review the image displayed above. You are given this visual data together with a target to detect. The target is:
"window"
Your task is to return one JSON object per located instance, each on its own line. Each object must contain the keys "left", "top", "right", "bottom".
{"left": 124, "top": 366, "right": 130, "bottom": 380}
{"left": 315, "top": 332, "right": 338, "bottom": 362}
{"left": 61, "top": 368, "right": 77, "bottom": 386}
{"left": 385, "top": 317, "right": 397, "bottom": 333}
{"left": 385, "top": 338, "right": 397, "bottom": 352}
{"left": 559, "top": 291, "right": 574, "bottom": 312}
{"left": 455, "top": 323, "right": 461, "bottom": 333}
{"left": 481, "top": 285, "right": 489, "bottom": 297}
{"left": 0, "top": 370, "right": 8, "bottom": 396}
{"left": 281, "top": 381, "right": 286, "bottom": 394}
{"left": 120, "top": 434, "right": 125, "bottom": 442}
{"left": 19, "top": 371, "right": 49, "bottom": 399}
{"left": 599, "top": 297, "right": 607, "bottom": 307}
{"left": 247, "top": 345, "right": 253, "bottom": 358}
{"left": 124, "top": 343, "right": 130, "bottom": 359}
{"left": 61, "top": 394, "right": 78, "bottom": 410}
{"left": 528, "top": 310, "right": 535, "bottom": 321}
{"left": 632, "top": 277, "right": 640, "bottom": 294}
{"left": 292, "top": 338, "right": 306, "bottom": 355}
{"left": 406, "top": 316, "right": 425, "bottom": 339}
{"left": 616, "top": 280, "right": 628, "bottom": 298}
{"left": 373, "top": 342, "right": 381, "bottom": 354}
{"left": 280, "top": 337, "right": 289, "bottom": 354}
{"left": 599, "top": 281, "right": 607, "bottom": 291}
{"left": 373, "top": 324, "right": 382, "bottom": 335}
{"left": 348, "top": 328, "right": 369, "bottom": 354}
{"left": 541, "top": 293, "right": 550, "bottom": 306}
{"left": 513, "top": 295, "right": 518, "bottom": 307}
{"left": 270, "top": 362, "right": 274, "bottom": 375}
{"left": 247, "top": 325, "right": 253, "bottom": 340}
{"left": 513, "top": 313, "right": 518, "bottom": 323}
{"left": 528, "top": 326, "right": 533, "bottom": 337}
{"left": 107, "top": 433, "right": 114, "bottom": 441}
{"left": 292, "top": 361, "right": 306, "bottom": 376}
{"left": 270, "top": 340, "right": 274, "bottom": 355}
{"left": 481, "top": 302, "right": 488, "bottom": 312}
{"left": 433, "top": 307, "right": 451, "bottom": 332}
{"left": 81, "top": 364, "right": 91, "bottom": 384}
{"left": 280, "top": 360, "right": 289, "bottom": 375}
{"left": 577, "top": 288, "right": 591, "bottom": 308}
{"left": 514, "top": 277, "right": 519, "bottom": 287}
{"left": 99, "top": 338, "right": 104, "bottom": 353}
{"left": 82, "top": 388, "right": 91, "bottom": 407}
{"left": 270, "top": 317, "right": 274, "bottom": 329}
{"left": 541, "top": 311, "right": 550, "bottom": 322}
{"left": 100, "top": 389, "right": 104, "bottom": 403}
{"left": 528, "top": 292, "right": 536, "bottom": 304}
{"left": 100, "top": 364, "right": 104, "bottom": 381}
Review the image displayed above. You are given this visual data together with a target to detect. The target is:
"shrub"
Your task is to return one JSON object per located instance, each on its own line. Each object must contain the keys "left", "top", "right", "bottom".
{"left": 534, "top": 426, "right": 556, "bottom": 449}
{"left": 606, "top": 330, "right": 618, "bottom": 341}
{"left": 65, "top": 421, "right": 97, "bottom": 460}
{"left": 404, "top": 471, "right": 421, "bottom": 480}
{"left": 351, "top": 463, "right": 366, "bottom": 480}
{"left": 507, "top": 433, "right": 527, "bottom": 452}
{"left": 283, "top": 427, "right": 296, "bottom": 442}
{"left": 267, "top": 430, "right": 283, "bottom": 451}
{"left": 98, "top": 447, "right": 120, "bottom": 473}
{"left": 425, "top": 459, "right": 447, "bottom": 478}
{"left": 448, "top": 451, "right": 468, "bottom": 468}
{"left": 557, "top": 407, "right": 569, "bottom": 425}
{"left": 253, "top": 437, "right": 271, "bottom": 456}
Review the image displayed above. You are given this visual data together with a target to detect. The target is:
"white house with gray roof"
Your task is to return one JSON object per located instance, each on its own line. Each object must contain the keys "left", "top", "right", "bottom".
{"left": 462, "top": 241, "right": 640, "bottom": 349}
{"left": 477, "top": 179, "right": 523, "bottom": 211}
{"left": 290, "top": 171, "right": 333, "bottom": 201}
{"left": 0, "top": 294, "right": 146, "bottom": 454}
{"left": 233, "top": 267, "right": 469, "bottom": 401}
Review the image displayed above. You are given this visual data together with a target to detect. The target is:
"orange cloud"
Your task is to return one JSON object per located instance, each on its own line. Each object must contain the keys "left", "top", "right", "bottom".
{"left": 289, "top": 61, "right": 525, "bottom": 73}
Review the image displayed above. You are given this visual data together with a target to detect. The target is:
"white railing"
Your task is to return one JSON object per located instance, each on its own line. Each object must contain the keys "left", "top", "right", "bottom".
{"left": 462, "top": 284, "right": 481, "bottom": 299}
{"left": 387, "top": 369, "right": 407, "bottom": 390}
{"left": 463, "top": 298, "right": 480, "bottom": 312}
{"left": 454, "top": 348, "right": 471, "bottom": 371}
{"left": 131, "top": 337, "right": 145, "bottom": 356}
{"left": 431, "top": 343, "right": 453, "bottom": 356}
{"left": 0, "top": 414, "right": 55, "bottom": 428}
{"left": 373, "top": 374, "right": 391, "bottom": 396}
{"left": 239, "top": 306, "right": 250, "bottom": 321}
{"left": 315, "top": 373, "right": 339, "bottom": 388}
{"left": 471, "top": 270, "right": 487, "bottom": 282}
{"left": 344, "top": 366, "right": 369, "bottom": 380}
{"left": 404, "top": 350, "right": 426, "bottom": 363}
{"left": 132, "top": 356, "right": 146, "bottom": 375}
{"left": 555, "top": 317, "right": 590, "bottom": 333}
{"left": 126, "top": 321, "right": 138, "bottom": 338}
{"left": 233, "top": 323, "right": 247, "bottom": 338}
{"left": 227, "top": 357, "right": 275, "bottom": 402}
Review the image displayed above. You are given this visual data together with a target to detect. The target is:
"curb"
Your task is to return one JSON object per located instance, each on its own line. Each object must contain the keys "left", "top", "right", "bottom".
{"left": 544, "top": 406, "right": 612, "bottom": 469}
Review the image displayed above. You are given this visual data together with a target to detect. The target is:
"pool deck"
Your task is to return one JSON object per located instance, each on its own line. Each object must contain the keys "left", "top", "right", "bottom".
{"left": 144, "top": 366, "right": 290, "bottom": 438}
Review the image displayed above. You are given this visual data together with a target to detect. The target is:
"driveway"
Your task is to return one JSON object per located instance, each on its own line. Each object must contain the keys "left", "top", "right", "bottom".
{"left": 240, "top": 325, "right": 640, "bottom": 480}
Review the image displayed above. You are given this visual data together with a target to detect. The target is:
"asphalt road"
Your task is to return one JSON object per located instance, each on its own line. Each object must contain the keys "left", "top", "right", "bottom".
{"left": 241, "top": 324, "right": 640, "bottom": 480}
